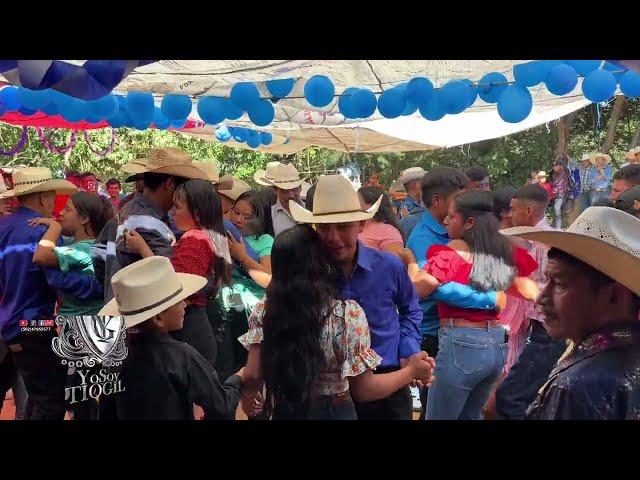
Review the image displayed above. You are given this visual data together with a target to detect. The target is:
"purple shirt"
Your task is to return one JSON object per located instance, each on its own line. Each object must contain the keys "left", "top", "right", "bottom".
{"left": 335, "top": 242, "right": 422, "bottom": 368}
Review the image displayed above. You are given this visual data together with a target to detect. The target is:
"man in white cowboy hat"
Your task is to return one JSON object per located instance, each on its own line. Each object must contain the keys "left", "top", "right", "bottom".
{"left": 611, "top": 163, "right": 640, "bottom": 201}
{"left": 573, "top": 153, "right": 595, "bottom": 216}
{"left": 621, "top": 146, "right": 640, "bottom": 169}
{"left": 91, "top": 147, "right": 209, "bottom": 304}
{"left": 0, "top": 167, "right": 104, "bottom": 420}
{"left": 289, "top": 174, "right": 425, "bottom": 420}
{"left": 501, "top": 207, "right": 640, "bottom": 420}
{"left": 255, "top": 161, "right": 305, "bottom": 237}
{"left": 98, "top": 256, "right": 246, "bottom": 420}
{"left": 397, "top": 167, "right": 427, "bottom": 239}
{"left": 586, "top": 152, "right": 613, "bottom": 205}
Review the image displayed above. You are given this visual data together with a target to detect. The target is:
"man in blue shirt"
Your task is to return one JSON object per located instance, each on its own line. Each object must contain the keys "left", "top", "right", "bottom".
{"left": 397, "top": 167, "right": 426, "bottom": 239}
{"left": 406, "top": 167, "right": 498, "bottom": 418}
{"left": 0, "top": 167, "right": 104, "bottom": 420}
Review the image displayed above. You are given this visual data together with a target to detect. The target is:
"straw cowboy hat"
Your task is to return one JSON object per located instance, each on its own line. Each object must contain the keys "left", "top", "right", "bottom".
{"left": 98, "top": 256, "right": 207, "bottom": 328}
{"left": 625, "top": 147, "right": 640, "bottom": 161}
{"left": 398, "top": 167, "right": 426, "bottom": 185}
{"left": 254, "top": 162, "right": 305, "bottom": 190}
{"left": 218, "top": 177, "right": 251, "bottom": 202}
{"left": 590, "top": 152, "right": 612, "bottom": 166}
{"left": 122, "top": 147, "right": 209, "bottom": 180}
{"left": 289, "top": 174, "right": 382, "bottom": 224}
{"left": 192, "top": 161, "right": 234, "bottom": 190}
{"left": 124, "top": 158, "right": 148, "bottom": 183}
{"left": 0, "top": 167, "right": 77, "bottom": 199}
{"left": 500, "top": 207, "right": 640, "bottom": 297}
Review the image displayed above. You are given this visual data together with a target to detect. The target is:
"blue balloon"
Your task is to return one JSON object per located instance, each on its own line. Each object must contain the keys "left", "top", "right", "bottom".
{"left": 513, "top": 60, "right": 563, "bottom": 88}
{"left": 603, "top": 62, "right": 627, "bottom": 81}
{"left": 338, "top": 87, "right": 360, "bottom": 118}
{"left": 247, "top": 135, "right": 261, "bottom": 148}
{"left": 304, "top": 75, "right": 335, "bottom": 108}
{"left": 107, "top": 110, "right": 129, "bottom": 128}
{"left": 233, "top": 127, "right": 248, "bottom": 143}
{"left": 169, "top": 118, "right": 187, "bottom": 129}
{"left": 566, "top": 60, "right": 602, "bottom": 76}
{"left": 115, "top": 95, "right": 128, "bottom": 111}
{"left": 266, "top": 78, "right": 295, "bottom": 99}
{"left": 439, "top": 80, "right": 470, "bottom": 114}
{"left": 497, "top": 85, "right": 533, "bottom": 123}
{"left": 545, "top": 64, "right": 578, "bottom": 95}
{"left": 127, "top": 92, "right": 155, "bottom": 122}
{"left": 60, "top": 97, "right": 88, "bottom": 122}
{"left": 582, "top": 69, "right": 617, "bottom": 103}
{"left": 41, "top": 102, "right": 60, "bottom": 116}
{"left": 406, "top": 77, "right": 434, "bottom": 108}
{"left": 248, "top": 99, "right": 275, "bottom": 127}
{"left": 161, "top": 94, "right": 192, "bottom": 120}
{"left": 197, "top": 96, "right": 226, "bottom": 125}
{"left": 0, "top": 86, "right": 21, "bottom": 111}
{"left": 620, "top": 71, "right": 640, "bottom": 98}
{"left": 377, "top": 88, "right": 406, "bottom": 119}
{"left": 419, "top": 92, "right": 445, "bottom": 121}
{"left": 478, "top": 72, "right": 508, "bottom": 103}
{"left": 0, "top": 103, "right": 5, "bottom": 116}
{"left": 153, "top": 108, "right": 170, "bottom": 129}
{"left": 85, "top": 114, "right": 103, "bottom": 124}
{"left": 90, "top": 94, "right": 118, "bottom": 119}
{"left": 18, "top": 106, "right": 37, "bottom": 116}
{"left": 352, "top": 88, "right": 377, "bottom": 118}
{"left": 17, "top": 87, "right": 50, "bottom": 110}
{"left": 215, "top": 125, "right": 231, "bottom": 142}
{"left": 260, "top": 132, "right": 273, "bottom": 145}
{"left": 460, "top": 79, "right": 478, "bottom": 107}
{"left": 230, "top": 82, "right": 261, "bottom": 111}
{"left": 224, "top": 99, "right": 243, "bottom": 120}
{"left": 134, "top": 120, "right": 152, "bottom": 131}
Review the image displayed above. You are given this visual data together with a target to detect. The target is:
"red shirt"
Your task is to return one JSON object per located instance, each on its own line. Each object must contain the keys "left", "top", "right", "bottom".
{"left": 54, "top": 194, "right": 70, "bottom": 219}
{"left": 424, "top": 244, "right": 537, "bottom": 322}
{"left": 170, "top": 230, "right": 215, "bottom": 307}
{"left": 539, "top": 182, "right": 553, "bottom": 202}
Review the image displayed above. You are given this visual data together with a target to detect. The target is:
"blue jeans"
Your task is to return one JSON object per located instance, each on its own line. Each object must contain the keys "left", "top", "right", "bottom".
{"left": 552, "top": 197, "right": 564, "bottom": 229}
{"left": 576, "top": 191, "right": 591, "bottom": 214}
{"left": 589, "top": 189, "right": 610, "bottom": 206}
{"left": 425, "top": 325, "right": 507, "bottom": 420}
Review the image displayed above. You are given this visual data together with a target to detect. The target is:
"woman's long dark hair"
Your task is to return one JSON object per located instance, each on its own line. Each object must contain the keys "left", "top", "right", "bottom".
{"left": 454, "top": 190, "right": 516, "bottom": 291}
{"left": 358, "top": 186, "right": 405, "bottom": 242}
{"left": 261, "top": 225, "right": 338, "bottom": 418}
{"left": 70, "top": 192, "right": 113, "bottom": 238}
{"left": 175, "top": 179, "right": 232, "bottom": 286}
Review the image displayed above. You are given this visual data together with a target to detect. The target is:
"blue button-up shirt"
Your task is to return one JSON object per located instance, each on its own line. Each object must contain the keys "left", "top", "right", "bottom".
{"left": 336, "top": 243, "right": 422, "bottom": 368}
{"left": 0, "top": 207, "right": 103, "bottom": 342}
{"left": 406, "top": 209, "right": 497, "bottom": 338}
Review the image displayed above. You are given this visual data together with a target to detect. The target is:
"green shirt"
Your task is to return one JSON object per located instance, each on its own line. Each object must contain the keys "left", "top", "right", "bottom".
{"left": 219, "top": 235, "right": 274, "bottom": 315}
{"left": 54, "top": 239, "right": 103, "bottom": 316}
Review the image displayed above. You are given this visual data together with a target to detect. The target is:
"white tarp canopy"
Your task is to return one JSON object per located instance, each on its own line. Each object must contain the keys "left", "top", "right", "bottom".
{"left": 105, "top": 61, "right": 599, "bottom": 152}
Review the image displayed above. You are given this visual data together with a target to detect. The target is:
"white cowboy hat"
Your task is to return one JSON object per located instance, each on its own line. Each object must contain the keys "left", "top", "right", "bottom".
{"left": 254, "top": 162, "right": 305, "bottom": 190}
{"left": 625, "top": 147, "right": 640, "bottom": 160}
{"left": 581, "top": 153, "right": 592, "bottom": 162}
{"left": 0, "top": 167, "right": 77, "bottom": 199}
{"left": 121, "top": 147, "right": 209, "bottom": 180}
{"left": 289, "top": 174, "right": 382, "bottom": 224}
{"left": 218, "top": 177, "right": 252, "bottom": 202}
{"left": 590, "top": 152, "right": 612, "bottom": 165}
{"left": 398, "top": 167, "right": 426, "bottom": 185}
{"left": 537, "top": 171, "right": 548, "bottom": 178}
{"left": 98, "top": 256, "right": 207, "bottom": 328}
{"left": 192, "top": 161, "right": 234, "bottom": 190}
{"left": 500, "top": 207, "right": 640, "bottom": 297}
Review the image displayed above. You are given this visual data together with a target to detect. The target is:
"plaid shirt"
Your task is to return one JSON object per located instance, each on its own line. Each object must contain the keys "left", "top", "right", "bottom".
{"left": 578, "top": 164, "right": 593, "bottom": 193}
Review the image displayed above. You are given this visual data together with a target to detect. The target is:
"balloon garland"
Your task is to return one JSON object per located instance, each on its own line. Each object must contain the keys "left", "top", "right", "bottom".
{"left": 82, "top": 128, "right": 116, "bottom": 157}
{"left": 0, "top": 126, "right": 28, "bottom": 156}
{"left": 36, "top": 127, "right": 78, "bottom": 154}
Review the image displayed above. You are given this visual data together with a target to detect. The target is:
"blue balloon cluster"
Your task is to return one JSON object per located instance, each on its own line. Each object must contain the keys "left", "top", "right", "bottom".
{"left": 198, "top": 82, "right": 276, "bottom": 128}
{"left": 225, "top": 126, "right": 273, "bottom": 148}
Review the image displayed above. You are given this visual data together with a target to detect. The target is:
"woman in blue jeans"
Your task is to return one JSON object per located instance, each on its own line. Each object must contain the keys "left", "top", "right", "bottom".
{"left": 407, "top": 191, "right": 538, "bottom": 420}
